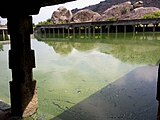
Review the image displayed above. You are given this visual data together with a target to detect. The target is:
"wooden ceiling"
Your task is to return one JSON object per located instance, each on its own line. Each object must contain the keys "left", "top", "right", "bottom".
{"left": 0, "top": 0, "right": 75, "bottom": 18}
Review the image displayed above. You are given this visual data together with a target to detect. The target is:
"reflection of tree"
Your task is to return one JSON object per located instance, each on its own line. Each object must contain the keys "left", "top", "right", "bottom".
{"left": 0, "top": 44, "right": 3, "bottom": 51}
{"left": 43, "top": 40, "right": 97, "bottom": 55}
{"left": 101, "top": 44, "right": 160, "bottom": 65}
{"left": 45, "top": 41, "right": 73, "bottom": 56}
{"left": 38, "top": 32, "right": 160, "bottom": 64}
{"left": 72, "top": 42, "right": 96, "bottom": 52}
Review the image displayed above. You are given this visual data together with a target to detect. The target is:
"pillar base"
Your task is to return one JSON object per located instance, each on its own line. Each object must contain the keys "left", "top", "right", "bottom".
{"left": 10, "top": 80, "right": 38, "bottom": 117}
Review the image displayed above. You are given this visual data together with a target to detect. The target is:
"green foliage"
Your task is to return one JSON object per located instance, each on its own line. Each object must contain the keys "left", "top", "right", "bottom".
{"left": 95, "top": 26, "right": 99, "bottom": 29}
{"left": 142, "top": 11, "right": 160, "bottom": 19}
{"left": 59, "top": 21, "right": 67, "bottom": 24}
{"left": 0, "top": 44, "right": 3, "bottom": 51}
{"left": 36, "top": 19, "right": 53, "bottom": 26}
{"left": 106, "top": 17, "right": 118, "bottom": 21}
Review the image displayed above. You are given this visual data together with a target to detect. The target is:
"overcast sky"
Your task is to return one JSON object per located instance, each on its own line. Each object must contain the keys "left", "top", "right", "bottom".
{"left": 0, "top": 0, "right": 104, "bottom": 25}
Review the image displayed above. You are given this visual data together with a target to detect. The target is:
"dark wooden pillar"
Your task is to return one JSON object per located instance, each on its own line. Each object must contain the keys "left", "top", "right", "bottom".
{"left": 7, "top": 16, "right": 38, "bottom": 118}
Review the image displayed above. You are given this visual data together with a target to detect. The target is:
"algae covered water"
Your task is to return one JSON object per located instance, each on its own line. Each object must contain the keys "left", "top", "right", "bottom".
{"left": 0, "top": 33, "right": 160, "bottom": 120}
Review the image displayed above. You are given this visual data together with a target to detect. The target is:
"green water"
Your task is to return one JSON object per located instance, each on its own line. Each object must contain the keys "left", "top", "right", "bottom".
{"left": 0, "top": 33, "right": 160, "bottom": 120}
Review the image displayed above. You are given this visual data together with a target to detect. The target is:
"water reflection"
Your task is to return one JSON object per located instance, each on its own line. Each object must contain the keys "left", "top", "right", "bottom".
{"left": 158, "top": 102, "right": 160, "bottom": 120}
{"left": 0, "top": 32, "right": 160, "bottom": 119}
{"left": 157, "top": 64, "right": 160, "bottom": 120}
{"left": 38, "top": 33, "right": 160, "bottom": 65}
{"left": 31, "top": 33, "right": 160, "bottom": 119}
{"left": 51, "top": 66, "right": 158, "bottom": 120}
{"left": 0, "top": 43, "right": 3, "bottom": 51}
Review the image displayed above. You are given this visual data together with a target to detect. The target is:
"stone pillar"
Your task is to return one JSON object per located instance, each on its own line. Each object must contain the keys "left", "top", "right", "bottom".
{"left": 107, "top": 26, "right": 110, "bottom": 36}
{"left": 133, "top": 25, "right": 135, "bottom": 35}
{"left": 85, "top": 27, "right": 87, "bottom": 38}
{"left": 79, "top": 27, "right": 81, "bottom": 36}
{"left": 73, "top": 27, "right": 75, "bottom": 38}
{"left": 153, "top": 24, "right": 156, "bottom": 32}
{"left": 124, "top": 25, "right": 126, "bottom": 39}
{"left": 68, "top": 27, "right": 70, "bottom": 37}
{"left": 115, "top": 26, "right": 118, "bottom": 39}
{"left": 44, "top": 28, "right": 46, "bottom": 38}
{"left": 2, "top": 30, "right": 5, "bottom": 40}
{"left": 157, "top": 64, "right": 160, "bottom": 101}
{"left": 53, "top": 28, "right": 55, "bottom": 38}
{"left": 142, "top": 24, "right": 145, "bottom": 39}
{"left": 143, "top": 24, "right": 145, "bottom": 33}
{"left": 57, "top": 28, "right": 60, "bottom": 37}
{"left": 124, "top": 25, "right": 126, "bottom": 33}
{"left": 100, "top": 26, "right": 102, "bottom": 34}
{"left": 157, "top": 101, "right": 160, "bottom": 120}
{"left": 93, "top": 26, "right": 95, "bottom": 37}
{"left": 62, "top": 27, "right": 65, "bottom": 38}
{"left": 40, "top": 28, "right": 43, "bottom": 38}
{"left": 7, "top": 16, "right": 38, "bottom": 118}
{"left": 152, "top": 24, "right": 155, "bottom": 39}
{"left": 115, "top": 26, "right": 118, "bottom": 34}
{"left": 88, "top": 26, "right": 91, "bottom": 39}
{"left": 48, "top": 28, "right": 50, "bottom": 38}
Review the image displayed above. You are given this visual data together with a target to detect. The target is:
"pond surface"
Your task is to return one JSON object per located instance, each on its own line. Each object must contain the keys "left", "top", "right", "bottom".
{"left": 0, "top": 33, "right": 160, "bottom": 120}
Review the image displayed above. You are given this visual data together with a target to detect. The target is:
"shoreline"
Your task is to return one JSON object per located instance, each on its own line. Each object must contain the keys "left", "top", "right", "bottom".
{"left": 0, "top": 40, "right": 10, "bottom": 45}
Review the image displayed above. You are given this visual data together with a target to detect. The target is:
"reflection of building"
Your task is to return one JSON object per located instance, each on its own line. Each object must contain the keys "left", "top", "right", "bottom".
{"left": 35, "top": 18, "right": 160, "bottom": 38}
{"left": 0, "top": 25, "right": 9, "bottom": 40}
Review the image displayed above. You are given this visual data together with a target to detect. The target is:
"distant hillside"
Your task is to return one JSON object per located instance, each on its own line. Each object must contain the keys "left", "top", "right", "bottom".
{"left": 71, "top": 0, "right": 160, "bottom": 14}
